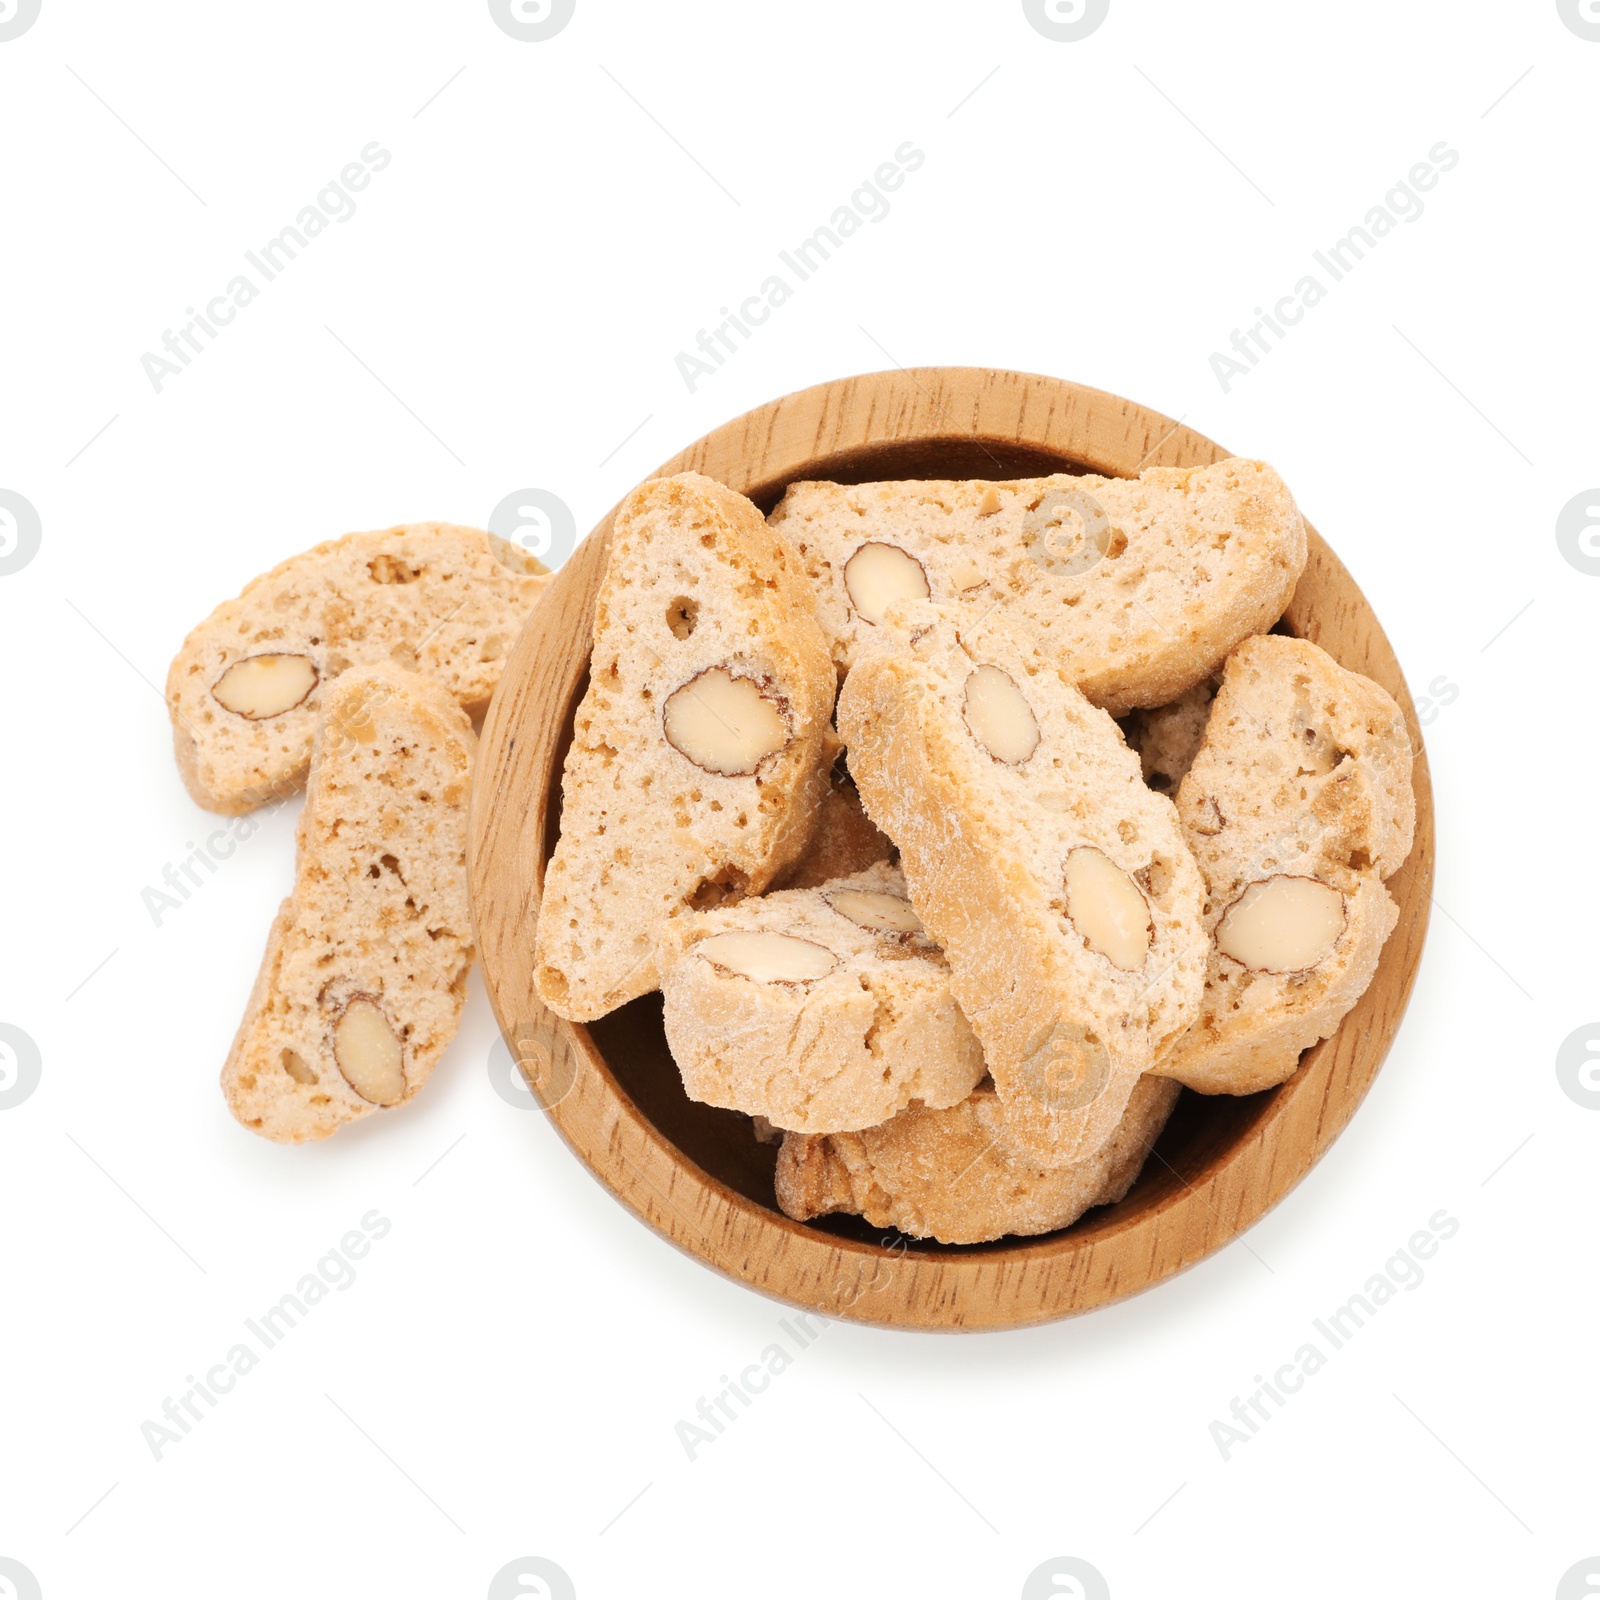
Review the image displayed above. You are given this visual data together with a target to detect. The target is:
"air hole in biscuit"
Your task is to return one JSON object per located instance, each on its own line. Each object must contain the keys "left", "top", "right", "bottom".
{"left": 687, "top": 868, "right": 748, "bottom": 911}
{"left": 280, "top": 1050, "right": 317, "bottom": 1085}
{"left": 368, "top": 555, "right": 423, "bottom": 584}
{"left": 666, "top": 596, "right": 700, "bottom": 639}
{"left": 1192, "top": 796, "right": 1225, "bottom": 835}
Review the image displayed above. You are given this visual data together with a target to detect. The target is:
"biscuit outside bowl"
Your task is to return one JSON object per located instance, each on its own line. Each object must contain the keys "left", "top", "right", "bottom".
{"left": 466, "top": 368, "right": 1435, "bottom": 1331}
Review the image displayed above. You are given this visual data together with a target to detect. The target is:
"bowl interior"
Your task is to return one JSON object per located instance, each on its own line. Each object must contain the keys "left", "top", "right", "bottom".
{"left": 552, "top": 434, "right": 1279, "bottom": 1258}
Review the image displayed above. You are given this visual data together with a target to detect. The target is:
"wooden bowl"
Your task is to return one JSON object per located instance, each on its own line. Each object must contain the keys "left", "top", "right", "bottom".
{"left": 467, "top": 369, "right": 1434, "bottom": 1331}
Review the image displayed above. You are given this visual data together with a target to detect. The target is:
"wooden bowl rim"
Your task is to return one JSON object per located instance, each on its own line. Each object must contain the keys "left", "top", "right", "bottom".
{"left": 466, "top": 367, "right": 1435, "bottom": 1331}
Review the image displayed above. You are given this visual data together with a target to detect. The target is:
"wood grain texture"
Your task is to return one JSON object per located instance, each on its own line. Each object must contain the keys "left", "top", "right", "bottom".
{"left": 467, "top": 368, "right": 1435, "bottom": 1331}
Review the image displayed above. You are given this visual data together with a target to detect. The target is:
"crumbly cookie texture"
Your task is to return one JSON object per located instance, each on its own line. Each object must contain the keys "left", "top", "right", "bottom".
{"left": 534, "top": 472, "right": 837, "bottom": 1022}
{"left": 837, "top": 600, "right": 1206, "bottom": 1164}
{"left": 776, "top": 1074, "right": 1182, "bottom": 1244}
{"left": 658, "top": 862, "right": 985, "bottom": 1133}
{"left": 772, "top": 767, "right": 894, "bottom": 890}
{"left": 167, "top": 523, "right": 546, "bottom": 814}
{"left": 221, "top": 663, "right": 476, "bottom": 1144}
{"left": 769, "top": 458, "right": 1307, "bottom": 716}
{"left": 1122, "top": 676, "right": 1219, "bottom": 794}
{"left": 1154, "top": 634, "right": 1416, "bottom": 1095}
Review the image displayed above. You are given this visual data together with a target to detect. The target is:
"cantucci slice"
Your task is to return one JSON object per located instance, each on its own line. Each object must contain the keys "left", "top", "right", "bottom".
{"left": 837, "top": 600, "right": 1206, "bottom": 1163}
{"left": 769, "top": 458, "right": 1306, "bottom": 715}
{"left": 221, "top": 663, "right": 475, "bottom": 1143}
{"left": 776, "top": 1074, "right": 1182, "bottom": 1244}
{"left": 167, "top": 522, "right": 546, "bottom": 814}
{"left": 658, "top": 862, "right": 984, "bottom": 1133}
{"left": 534, "top": 473, "right": 836, "bottom": 1021}
{"left": 1155, "top": 634, "right": 1416, "bottom": 1094}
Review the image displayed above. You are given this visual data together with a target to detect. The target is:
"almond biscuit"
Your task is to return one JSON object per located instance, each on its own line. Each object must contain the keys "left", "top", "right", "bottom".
{"left": 534, "top": 473, "right": 836, "bottom": 1021}
{"left": 221, "top": 663, "right": 476, "bottom": 1143}
{"left": 776, "top": 1074, "right": 1182, "bottom": 1244}
{"left": 658, "top": 862, "right": 985, "bottom": 1133}
{"left": 168, "top": 523, "right": 546, "bottom": 814}
{"left": 837, "top": 601, "right": 1206, "bottom": 1163}
{"left": 1155, "top": 634, "right": 1415, "bottom": 1095}
{"left": 769, "top": 458, "right": 1306, "bottom": 715}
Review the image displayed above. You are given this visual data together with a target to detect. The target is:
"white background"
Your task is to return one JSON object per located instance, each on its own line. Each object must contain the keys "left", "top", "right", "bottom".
{"left": 2, "top": 2, "right": 1595, "bottom": 1597}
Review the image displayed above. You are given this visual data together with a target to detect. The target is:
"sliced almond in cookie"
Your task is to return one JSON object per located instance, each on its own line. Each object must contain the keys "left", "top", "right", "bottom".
{"left": 1215, "top": 874, "right": 1345, "bottom": 974}
{"left": 211, "top": 654, "right": 319, "bottom": 720}
{"left": 842, "top": 541, "right": 930, "bottom": 624}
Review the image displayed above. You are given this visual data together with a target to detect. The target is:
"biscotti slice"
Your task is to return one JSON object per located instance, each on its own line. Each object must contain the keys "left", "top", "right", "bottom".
{"left": 772, "top": 765, "right": 893, "bottom": 891}
{"left": 1122, "top": 677, "right": 1219, "bottom": 794}
{"left": 1154, "top": 634, "right": 1416, "bottom": 1096}
{"left": 769, "top": 458, "right": 1306, "bottom": 715}
{"left": 657, "top": 862, "right": 985, "bottom": 1133}
{"left": 221, "top": 663, "right": 476, "bottom": 1143}
{"left": 776, "top": 1074, "right": 1182, "bottom": 1244}
{"left": 534, "top": 473, "right": 836, "bottom": 1022}
{"left": 168, "top": 523, "right": 546, "bottom": 814}
{"left": 837, "top": 600, "right": 1206, "bottom": 1163}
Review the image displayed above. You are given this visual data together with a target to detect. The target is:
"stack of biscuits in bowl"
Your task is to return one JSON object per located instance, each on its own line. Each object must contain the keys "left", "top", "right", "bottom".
{"left": 533, "top": 467, "right": 1416, "bottom": 1245}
